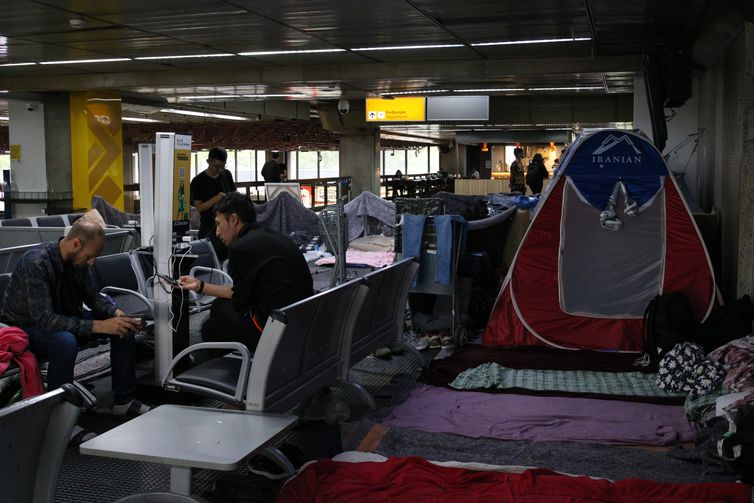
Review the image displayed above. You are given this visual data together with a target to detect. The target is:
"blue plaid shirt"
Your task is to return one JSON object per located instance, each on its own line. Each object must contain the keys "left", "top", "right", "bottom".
{"left": 0, "top": 241, "right": 116, "bottom": 337}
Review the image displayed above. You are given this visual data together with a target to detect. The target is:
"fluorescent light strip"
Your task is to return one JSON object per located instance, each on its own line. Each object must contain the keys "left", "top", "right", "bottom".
{"left": 472, "top": 37, "right": 590, "bottom": 47}
{"left": 529, "top": 86, "right": 603, "bottom": 91}
{"left": 0, "top": 62, "right": 37, "bottom": 67}
{"left": 0, "top": 116, "right": 8, "bottom": 121}
{"left": 242, "top": 94, "right": 305, "bottom": 98}
{"left": 239, "top": 49, "right": 345, "bottom": 56}
{"left": 39, "top": 58, "right": 131, "bottom": 65}
{"left": 136, "top": 53, "right": 234, "bottom": 60}
{"left": 453, "top": 88, "right": 525, "bottom": 92}
{"left": 177, "top": 95, "right": 242, "bottom": 100}
{"left": 159, "top": 108, "right": 248, "bottom": 121}
{"left": 352, "top": 44, "right": 463, "bottom": 51}
{"left": 381, "top": 89, "right": 449, "bottom": 95}
{"left": 122, "top": 117, "right": 162, "bottom": 123}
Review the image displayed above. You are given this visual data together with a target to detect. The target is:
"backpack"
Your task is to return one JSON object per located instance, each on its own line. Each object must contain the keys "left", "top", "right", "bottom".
{"left": 643, "top": 292, "right": 698, "bottom": 363}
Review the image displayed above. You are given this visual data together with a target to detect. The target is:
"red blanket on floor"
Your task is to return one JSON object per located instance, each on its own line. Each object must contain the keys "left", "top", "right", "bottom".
{"left": 277, "top": 456, "right": 751, "bottom": 503}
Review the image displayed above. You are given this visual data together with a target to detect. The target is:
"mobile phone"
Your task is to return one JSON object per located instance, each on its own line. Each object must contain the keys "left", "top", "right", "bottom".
{"left": 123, "top": 314, "right": 146, "bottom": 329}
{"left": 157, "top": 274, "right": 181, "bottom": 287}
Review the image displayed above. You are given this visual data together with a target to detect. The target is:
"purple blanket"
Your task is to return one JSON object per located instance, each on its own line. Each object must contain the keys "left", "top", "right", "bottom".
{"left": 383, "top": 385, "right": 695, "bottom": 446}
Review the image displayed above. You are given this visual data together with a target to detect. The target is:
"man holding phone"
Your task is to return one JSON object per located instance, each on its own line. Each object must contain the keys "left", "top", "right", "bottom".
{"left": 190, "top": 146, "right": 236, "bottom": 261}
{"left": 179, "top": 193, "right": 312, "bottom": 352}
{"left": 0, "top": 220, "right": 149, "bottom": 416}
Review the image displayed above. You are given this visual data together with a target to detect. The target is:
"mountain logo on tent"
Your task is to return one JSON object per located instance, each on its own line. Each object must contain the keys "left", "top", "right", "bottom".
{"left": 592, "top": 135, "right": 642, "bottom": 155}
{"left": 591, "top": 135, "right": 642, "bottom": 167}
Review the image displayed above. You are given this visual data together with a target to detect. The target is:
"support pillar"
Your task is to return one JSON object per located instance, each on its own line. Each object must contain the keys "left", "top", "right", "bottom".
{"left": 69, "top": 91, "right": 124, "bottom": 211}
{"left": 319, "top": 101, "right": 381, "bottom": 197}
{"left": 8, "top": 99, "right": 47, "bottom": 217}
{"left": 339, "top": 131, "right": 381, "bottom": 197}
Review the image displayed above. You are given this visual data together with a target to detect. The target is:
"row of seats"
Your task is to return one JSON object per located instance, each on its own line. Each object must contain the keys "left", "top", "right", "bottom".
{"left": 81, "top": 258, "right": 421, "bottom": 498}
{"left": 0, "top": 213, "right": 84, "bottom": 228}
{"left": 90, "top": 239, "right": 231, "bottom": 319}
{"left": 0, "top": 228, "right": 138, "bottom": 275}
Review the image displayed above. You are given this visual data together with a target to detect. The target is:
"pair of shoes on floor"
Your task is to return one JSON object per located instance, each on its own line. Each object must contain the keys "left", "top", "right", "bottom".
{"left": 111, "top": 399, "right": 151, "bottom": 417}
{"left": 247, "top": 443, "right": 305, "bottom": 480}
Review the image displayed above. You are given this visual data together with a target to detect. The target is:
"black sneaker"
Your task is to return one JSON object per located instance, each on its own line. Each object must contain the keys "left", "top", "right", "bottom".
{"left": 247, "top": 455, "right": 288, "bottom": 480}
{"left": 247, "top": 443, "right": 304, "bottom": 480}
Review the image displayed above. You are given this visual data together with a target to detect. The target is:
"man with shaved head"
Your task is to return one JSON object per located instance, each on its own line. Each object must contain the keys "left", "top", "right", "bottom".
{"left": 0, "top": 219, "right": 149, "bottom": 415}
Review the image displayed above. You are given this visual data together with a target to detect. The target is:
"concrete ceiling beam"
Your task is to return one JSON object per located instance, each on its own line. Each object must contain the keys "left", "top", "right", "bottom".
{"left": 0, "top": 55, "right": 643, "bottom": 92}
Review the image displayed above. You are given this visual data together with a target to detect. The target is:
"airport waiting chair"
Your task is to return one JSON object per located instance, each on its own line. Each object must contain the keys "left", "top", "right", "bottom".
{"left": 0, "top": 383, "right": 96, "bottom": 503}
{"left": 163, "top": 276, "right": 368, "bottom": 412}
{"left": 0, "top": 243, "right": 41, "bottom": 275}
{"left": 337, "top": 258, "right": 422, "bottom": 410}
{"left": 66, "top": 213, "right": 85, "bottom": 225}
{"left": 185, "top": 239, "right": 232, "bottom": 313}
{"left": 34, "top": 215, "right": 67, "bottom": 227}
{"left": 1, "top": 217, "right": 35, "bottom": 227}
{"left": 92, "top": 252, "right": 155, "bottom": 319}
{"left": 162, "top": 276, "right": 368, "bottom": 476}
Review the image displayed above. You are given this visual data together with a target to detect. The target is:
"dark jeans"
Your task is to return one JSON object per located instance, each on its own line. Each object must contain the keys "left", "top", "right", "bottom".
{"left": 201, "top": 299, "right": 261, "bottom": 353}
{"left": 23, "top": 321, "right": 137, "bottom": 405}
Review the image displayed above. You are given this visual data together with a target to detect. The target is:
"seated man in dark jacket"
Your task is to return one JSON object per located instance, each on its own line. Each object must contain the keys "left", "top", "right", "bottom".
{"left": 179, "top": 192, "right": 313, "bottom": 351}
{"left": 0, "top": 220, "right": 147, "bottom": 415}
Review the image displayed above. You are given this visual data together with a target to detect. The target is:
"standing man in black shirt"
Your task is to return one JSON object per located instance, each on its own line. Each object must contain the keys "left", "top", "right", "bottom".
{"left": 179, "top": 192, "right": 313, "bottom": 351}
{"left": 261, "top": 151, "right": 282, "bottom": 183}
{"left": 190, "top": 146, "right": 236, "bottom": 261}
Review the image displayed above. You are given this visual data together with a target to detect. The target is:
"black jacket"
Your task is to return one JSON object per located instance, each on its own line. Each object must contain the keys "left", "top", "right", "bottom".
{"left": 228, "top": 223, "right": 313, "bottom": 326}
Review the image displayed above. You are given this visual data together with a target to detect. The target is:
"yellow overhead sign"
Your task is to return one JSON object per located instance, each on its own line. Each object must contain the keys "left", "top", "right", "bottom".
{"left": 365, "top": 97, "right": 425, "bottom": 122}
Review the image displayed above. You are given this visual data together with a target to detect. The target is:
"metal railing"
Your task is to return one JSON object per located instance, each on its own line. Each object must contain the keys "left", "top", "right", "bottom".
{"left": 379, "top": 173, "right": 455, "bottom": 200}
{"left": 125, "top": 177, "right": 352, "bottom": 211}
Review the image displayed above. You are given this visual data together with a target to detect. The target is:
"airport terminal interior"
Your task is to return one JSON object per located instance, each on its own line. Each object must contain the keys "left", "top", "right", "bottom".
{"left": 1, "top": 1, "right": 754, "bottom": 502}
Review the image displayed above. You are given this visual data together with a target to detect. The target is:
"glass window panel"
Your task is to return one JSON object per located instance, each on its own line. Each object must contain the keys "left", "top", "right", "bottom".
{"left": 407, "top": 147, "right": 428, "bottom": 175}
{"left": 429, "top": 146, "right": 440, "bottom": 173}
{"left": 224, "top": 150, "right": 236, "bottom": 179}
{"left": 288, "top": 151, "right": 298, "bottom": 180}
{"left": 195, "top": 151, "right": 209, "bottom": 176}
{"left": 384, "top": 150, "right": 406, "bottom": 176}
{"left": 256, "top": 151, "right": 266, "bottom": 182}
{"left": 297, "top": 151, "right": 318, "bottom": 179}
{"left": 236, "top": 150, "right": 255, "bottom": 183}
{"left": 319, "top": 151, "right": 339, "bottom": 178}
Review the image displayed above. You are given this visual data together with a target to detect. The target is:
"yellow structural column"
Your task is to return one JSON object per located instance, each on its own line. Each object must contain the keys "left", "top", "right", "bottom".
{"left": 69, "top": 91, "right": 124, "bottom": 211}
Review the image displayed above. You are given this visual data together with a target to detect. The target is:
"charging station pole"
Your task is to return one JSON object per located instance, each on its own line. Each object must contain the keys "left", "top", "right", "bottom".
{"left": 137, "top": 143, "right": 154, "bottom": 248}
{"left": 153, "top": 133, "right": 176, "bottom": 382}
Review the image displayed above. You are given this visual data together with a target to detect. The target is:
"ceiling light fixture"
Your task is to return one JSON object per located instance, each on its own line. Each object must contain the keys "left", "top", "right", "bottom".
{"left": 176, "top": 95, "right": 242, "bottom": 100}
{"left": 471, "top": 37, "right": 591, "bottom": 47}
{"left": 159, "top": 108, "right": 248, "bottom": 121}
{"left": 453, "top": 88, "right": 525, "bottom": 92}
{"left": 242, "top": 94, "right": 306, "bottom": 98}
{"left": 39, "top": 58, "right": 131, "bottom": 65}
{"left": 381, "top": 89, "right": 449, "bottom": 95}
{"left": 529, "top": 86, "right": 603, "bottom": 91}
{"left": 122, "top": 117, "right": 162, "bottom": 123}
{"left": 0, "top": 62, "right": 37, "bottom": 67}
{"left": 239, "top": 48, "right": 345, "bottom": 56}
{"left": 136, "top": 53, "right": 234, "bottom": 60}
{"left": 352, "top": 44, "right": 463, "bottom": 51}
